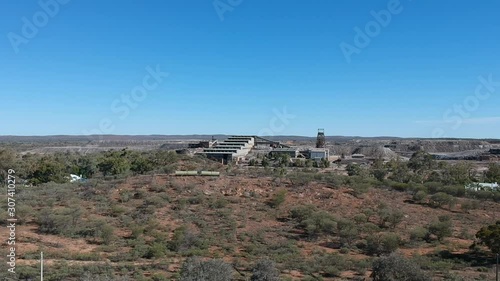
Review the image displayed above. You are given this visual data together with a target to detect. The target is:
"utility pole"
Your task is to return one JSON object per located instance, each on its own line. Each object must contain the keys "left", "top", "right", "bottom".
{"left": 41, "top": 251, "right": 44, "bottom": 281}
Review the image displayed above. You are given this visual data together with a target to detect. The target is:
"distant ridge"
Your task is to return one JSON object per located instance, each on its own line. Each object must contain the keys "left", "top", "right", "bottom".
{"left": 0, "top": 135, "right": 498, "bottom": 142}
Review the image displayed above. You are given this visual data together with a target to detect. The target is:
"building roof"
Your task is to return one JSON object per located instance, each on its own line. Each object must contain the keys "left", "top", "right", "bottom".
{"left": 271, "top": 148, "right": 298, "bottom": 152}
{"left": 465, "top": 182, "right": 499, "bottom": 190}
{"left": 309, "top": 148, "right": 329, "bottom": 152}
{"left": 474, "top": 182, "right": 499, "bottom": 187}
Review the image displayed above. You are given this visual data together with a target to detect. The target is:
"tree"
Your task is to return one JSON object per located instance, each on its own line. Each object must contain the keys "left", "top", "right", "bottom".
{"left": 251, "top": 258, "right": 281, "bottom": 281}
{"left": 130, "top": 155, "right": 153, "bottom": 174}
{"left": 442, "top": 162, "right": 474, "bottom": 185}
{"left": 387, "top": 157, "right": 411, "bottom": 183}
{"left": 346, "top": 163, "right": 358, "bottom": 176}
{"left": 371, "top": 253, "right": 430, "bottom": 281}
{"left": 179, "top": 257, "right": 233, "bottom": 281}
{"left": 475, "top": 221, "right": 500, "bottom": 254}
{"left": 29, "top": 156, "right": 67, "bottom": 185}
{"left": 71, "top": 154, "right": 98, "bottom": 178}
{"left": 485, "top": 163, "right": 500, "bottom": 182}
{"left": 372, "top": 168, "right": 387, "bottom": 182}
{"left": 408, "top": 150, "right": 435, "bottom": 172}
{"left": 97, "top": 151, "right": 130, "bottom": 176}
{"left": 0, "top": 149, "right": 16, "bottom": 183}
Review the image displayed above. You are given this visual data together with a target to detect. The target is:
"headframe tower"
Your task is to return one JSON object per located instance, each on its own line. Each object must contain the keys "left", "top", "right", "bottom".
{"left": 316, "top": 129, "right": 325, "bottom": 148}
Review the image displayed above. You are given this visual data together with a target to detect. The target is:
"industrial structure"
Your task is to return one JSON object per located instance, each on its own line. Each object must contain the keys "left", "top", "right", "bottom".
{"left": 308, "top": 148, "right": 329, "bottom": 160}
{"left": 269, "top": 148, "right": 300, "bottom": 158}
{"left": 316, "top": 128, "right": 326, "bottom": 148}
{"left": 196, "top": 130, "right": 330, "bottom": 164}
{"left": 199, "top": 135, "right": 289, "bottom": 164}
{"left": 267, "top": 129, "right": 329, "bottom": 161}
{"left": 188, "top": 137, "right": 217, "bottom": 148}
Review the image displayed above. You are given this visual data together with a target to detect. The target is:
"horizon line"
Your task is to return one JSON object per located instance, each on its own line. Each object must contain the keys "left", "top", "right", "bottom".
{"left": 0, "top": 134, "right": 499, "bottom": 141}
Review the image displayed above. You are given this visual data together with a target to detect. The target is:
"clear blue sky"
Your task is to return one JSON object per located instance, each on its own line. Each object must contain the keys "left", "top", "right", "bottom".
{"left": 1, "top": 0, "right": 499, "bottom": 138}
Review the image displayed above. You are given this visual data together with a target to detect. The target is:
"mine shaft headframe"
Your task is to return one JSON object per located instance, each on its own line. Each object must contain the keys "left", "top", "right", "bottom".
{"left": 316, "top": 128, "right": 326, "bottom": 148}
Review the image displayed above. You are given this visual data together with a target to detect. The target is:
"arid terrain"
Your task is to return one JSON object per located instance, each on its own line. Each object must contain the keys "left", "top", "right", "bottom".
{"left": 0, "top": 135, "right": 499, "bottom": 280}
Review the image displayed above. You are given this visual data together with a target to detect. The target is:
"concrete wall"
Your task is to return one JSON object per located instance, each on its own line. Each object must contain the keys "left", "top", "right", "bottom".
{"left": 309, "top": 149, "right": 329, "bottom": 160}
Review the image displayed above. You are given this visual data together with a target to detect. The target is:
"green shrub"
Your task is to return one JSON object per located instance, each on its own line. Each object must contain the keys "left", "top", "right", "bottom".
{"left": 377, "top": 207, "right": 404, "bottom": 229}
{"left": 179, "top": 257, "right": 233, "bottom": 281}
{"left": 119, "top": 190, "right": 132, "bottom": 203}
{"left": 366, "top": 233, "right": 401, "bottom": 256}
{"left": 427, "top": 216, "right": 452, "bottom": 242}
{"left": 430, "top": 192, "right": 455, "bottom": 209}
{"left": 269, "top": 189, "right": 287, "bottom": 208}
{"left": 187, "top": 194, "right": 204, "bottom": 205}
{"left": 460, "top": 199, "right": 479, "bottom": 213}
{"left": 144, "top": 195, "right": 165, "bottom": 207}
{"left": 144, "top": 242, "right": 167, "bottom": 259}
{"left": 413, "top": 191, "right": 427, "bottom": 203}
{"left": 109, "top": 204, "right": 127, "bottom": 217}
{"left": 475, "top": 220, "right": 500, "bottom": 254}
{"left": 410, "top": 226, "right": 428, "bottom": 242}
{"left": 168, "top": 226, "right": 205, "bottom": 253}
{"left": 251, "top": 258, "right": 281, "bottom": 281}
{"left": 337, "top": 218, "right": 359, "bottom": 247}
{"left": 371, "top": 253, "right": 430, "bottom": 281}
{"left": 290, "top": 205, "right": 316, "bottom": 222}
{"left": 300, "top": 211, "right": 337, "bottom": 238}
{"left": 353, "top": 213, "right": 367, "bottom": 224}
{"left": 209, "top": 197, "right": 229, "bottom": 209}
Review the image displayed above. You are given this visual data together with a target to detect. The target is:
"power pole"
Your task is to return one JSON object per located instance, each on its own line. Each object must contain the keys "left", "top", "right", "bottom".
{"left": 41, "top": 251, "right": 44, "bottom": 281}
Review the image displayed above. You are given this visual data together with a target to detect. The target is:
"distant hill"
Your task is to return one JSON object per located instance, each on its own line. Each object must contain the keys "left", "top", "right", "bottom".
{"left": 0, "top": 134, "right": 498, "bottom": 144}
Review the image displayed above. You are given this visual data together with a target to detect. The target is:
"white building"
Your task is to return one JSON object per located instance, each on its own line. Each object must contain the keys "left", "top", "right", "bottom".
{"left": 465, "top": 182, "right": 499, "bottom": 191}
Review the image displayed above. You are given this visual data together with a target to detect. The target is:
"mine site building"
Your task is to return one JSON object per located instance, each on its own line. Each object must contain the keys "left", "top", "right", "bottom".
{"left": 465, "top": 182, "right": 499, "bottom": 192}
{"left": 269, "top": 148, "right": 299, "bottom": 158}
{"left": 308, "top": 148, "right": 329, "bottom": 160}
{"left": 188, "top": 139, "right": 217, "bottom": 148}
{"left": 199, "top": 135, "right": 288, "bottom": 164}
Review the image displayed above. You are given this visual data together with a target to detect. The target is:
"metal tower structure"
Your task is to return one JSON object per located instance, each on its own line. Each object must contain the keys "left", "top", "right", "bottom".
{"left": 316, "top": 129, "right": 325, "bottom": 148}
